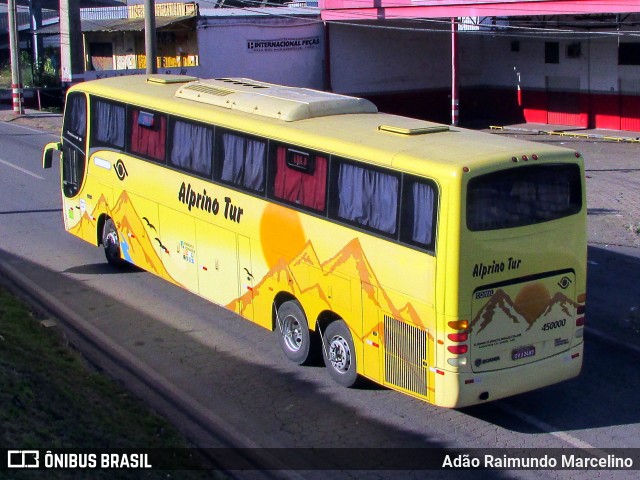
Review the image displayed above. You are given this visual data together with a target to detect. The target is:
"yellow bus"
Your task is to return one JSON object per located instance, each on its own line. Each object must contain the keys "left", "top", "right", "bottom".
{"left": 43, "top": 75, "right": 586, "bottom": 408}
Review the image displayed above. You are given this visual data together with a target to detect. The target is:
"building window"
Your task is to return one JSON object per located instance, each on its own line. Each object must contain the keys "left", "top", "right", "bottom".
{"left": 619, "top": 43, "right": 640, "bottom": 65}
{"left": 545, "top": 42, "right": 560, "bottom": 64}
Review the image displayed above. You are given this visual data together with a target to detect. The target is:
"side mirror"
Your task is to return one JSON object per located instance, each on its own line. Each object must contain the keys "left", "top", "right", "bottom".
{"left": 42, "top": 142, "right": 62, "bottom": 169}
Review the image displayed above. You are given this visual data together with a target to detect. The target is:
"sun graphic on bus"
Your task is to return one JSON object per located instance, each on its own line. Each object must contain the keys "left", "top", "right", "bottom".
{"left": 512, "top": 283, "right": 552, "bottom": 324}
{"left": 259, "top": 203, "right": 307, "bottom": 269}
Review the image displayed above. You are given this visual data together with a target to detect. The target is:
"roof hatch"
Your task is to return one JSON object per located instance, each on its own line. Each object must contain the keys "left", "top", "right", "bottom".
{"left": 378, "top": 124, "right": 450, "bottom": 135}
{"left": 175, "top": 77, "right": 378, "bottom": 121}
{"left": 147, "top": 75, "right": 198, "bottom": 85}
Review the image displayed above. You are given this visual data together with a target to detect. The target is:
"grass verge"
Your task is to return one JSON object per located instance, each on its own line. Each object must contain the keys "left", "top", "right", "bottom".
{"left": 0, "top": 285, "right": 221, "bottom": 479}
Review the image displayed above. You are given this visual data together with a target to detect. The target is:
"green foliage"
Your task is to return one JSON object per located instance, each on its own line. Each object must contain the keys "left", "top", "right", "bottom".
{"left": 0, "top": 49, "right": 61, "bottom": 88}
{"left": 0, "top": 287, "right": 220, "bottom": 479}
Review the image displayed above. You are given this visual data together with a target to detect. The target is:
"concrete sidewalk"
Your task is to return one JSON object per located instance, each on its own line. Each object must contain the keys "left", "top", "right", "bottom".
{"left": 0, "top": 107, "right": 62, "bottom": 134}
{"left": 490, "top": 122, "right": 640, "bottom": 143}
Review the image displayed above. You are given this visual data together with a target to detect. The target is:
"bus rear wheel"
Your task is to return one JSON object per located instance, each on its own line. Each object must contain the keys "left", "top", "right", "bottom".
{"left": 102, "top": 217, "right": 125, "bottom": 267}
{"left": 276, "top": 300, "right": 315, "bottom": 365}
{"left": 322, "top": 320, "right": 359, "bottom": 387}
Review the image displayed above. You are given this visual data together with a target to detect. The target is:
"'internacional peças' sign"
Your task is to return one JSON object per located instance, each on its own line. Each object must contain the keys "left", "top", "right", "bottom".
{"left": 247, "top": 37, "right": 321, "bottom": 53}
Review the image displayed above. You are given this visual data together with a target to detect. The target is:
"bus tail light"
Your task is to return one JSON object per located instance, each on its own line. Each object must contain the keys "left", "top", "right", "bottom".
{"left": 448, "top": 320, "right": 468, "bottom": 330}
{"left": 446, "top": 320, "right": 469, "bottom": 364}
{"left": 447, "top": 332, "right": 468, "bottom": 342}
{"left": 447, "top": 345, "right": 468, "bottom": 355}
{"left": 575, "top": 293, "right": 586, "bottom": 337}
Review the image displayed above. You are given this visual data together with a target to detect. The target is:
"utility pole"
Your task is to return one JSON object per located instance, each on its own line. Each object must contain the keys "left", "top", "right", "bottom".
{"left": 30, "top": 0, "right": 44, "bottom": 76}
{"left": 8, "top": 0, "right": 24, "bottom": 115}
{"left": 59, "top": 0, "right": 84, "bottom": 84}
{"left": 144, "top": 0, "right": 157, "bottom": 74}
{"left": 451, "top": 17, "right": 459, "bottom": 127}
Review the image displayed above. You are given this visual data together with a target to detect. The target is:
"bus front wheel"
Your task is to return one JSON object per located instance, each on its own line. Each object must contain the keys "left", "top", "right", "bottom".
{"left": 102, "top": 217, "right": 125, "bottom": 267}
{"left": 276, "top": 300, "right": 315, "bottom": 365}
{"left": 322, "top": 320, "right": 359, "bottom": 388}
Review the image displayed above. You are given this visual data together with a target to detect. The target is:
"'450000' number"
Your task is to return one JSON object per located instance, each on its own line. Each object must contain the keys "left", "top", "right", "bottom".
{"left": 541, "top": 319, "right": 566, "bottom": 331}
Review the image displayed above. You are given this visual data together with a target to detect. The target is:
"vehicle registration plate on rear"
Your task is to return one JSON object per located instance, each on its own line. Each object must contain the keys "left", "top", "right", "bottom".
{"left": 512, "top": 345, "right": 536, "bottom": 360}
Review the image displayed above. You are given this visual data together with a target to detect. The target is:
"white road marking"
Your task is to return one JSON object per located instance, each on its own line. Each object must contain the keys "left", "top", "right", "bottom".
{"left": 0, "top": 158, "right": 44, "bottom": 180}
{"left": 497, "top": 402, "right": 608, "bottom": 456}
{"left": 3, "top": 119, "right": 59, "bottom": 136}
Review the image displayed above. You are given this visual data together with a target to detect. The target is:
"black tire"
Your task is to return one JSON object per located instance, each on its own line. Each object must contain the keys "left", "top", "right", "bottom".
{"left": 276, "top": 300, "right": 315, "bottom": 365}
{"left": 322, "top": 320, "right": 360, "bottom": 388}
{"left": 102, "top": 217, "right": 126, "bottom": 267}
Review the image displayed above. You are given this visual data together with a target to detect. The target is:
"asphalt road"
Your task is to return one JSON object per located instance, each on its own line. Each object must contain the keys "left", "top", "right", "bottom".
{"left": 1, "top": 118, "right": 639, "bottom": 479}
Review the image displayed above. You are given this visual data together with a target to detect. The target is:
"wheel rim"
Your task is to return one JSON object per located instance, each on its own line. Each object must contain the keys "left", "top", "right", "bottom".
{"left": 105, "top": 230, "right": 118, "bottom": 247}
{"left": 282, "top": 315, "right": 303, "bottom": 353}
{"left": 104, "top": 227, "right": 119, "bottom": 255}
{"left": 328, "top": 335, "right": 351, "bottom": 373}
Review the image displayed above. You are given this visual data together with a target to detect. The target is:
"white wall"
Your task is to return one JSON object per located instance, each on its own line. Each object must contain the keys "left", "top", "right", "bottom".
{"left": 328, "top": 20, "right": 640, "bottom": 96}
{"left": 197, "top": 13, "right": 325, "bottom": 89}
{"left": 464, "top": 26, "right": 640, "bottom": 94}
{"left": 329, "top": 22, "right": 451, "bottom": 95}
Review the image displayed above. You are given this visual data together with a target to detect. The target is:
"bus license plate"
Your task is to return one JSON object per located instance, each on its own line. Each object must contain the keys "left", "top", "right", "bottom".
{"left": 512, "top": 345, "right": 536, "bottom": 360}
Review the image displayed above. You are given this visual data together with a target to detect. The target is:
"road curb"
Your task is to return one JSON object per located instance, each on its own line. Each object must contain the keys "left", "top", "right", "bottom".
{"left": 0, "top": 256, "right": 300, "bottom": 477}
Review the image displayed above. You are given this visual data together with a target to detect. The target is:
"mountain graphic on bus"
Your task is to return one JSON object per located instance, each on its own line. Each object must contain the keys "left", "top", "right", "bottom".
{"left": 71, "top": 189, "right": 430, "bottom": 340}
{"left": 471, "top": 287, "right": 577, "bottom": 335}
{"left": 228, "top": 237, "right": 430, "bottom": 340}
{"left": 69, "top": 191, "right": 175, "bottom": 282}
{"left": 68, "top": 208, "right": 96, "bottom": 240}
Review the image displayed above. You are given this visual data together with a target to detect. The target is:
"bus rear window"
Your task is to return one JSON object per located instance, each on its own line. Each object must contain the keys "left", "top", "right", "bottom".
{"left": 467, "top": 164, "right": 582, "bottom": 231}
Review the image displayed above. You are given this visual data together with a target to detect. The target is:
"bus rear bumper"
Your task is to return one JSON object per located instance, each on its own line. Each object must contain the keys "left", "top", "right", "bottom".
{"left": 434, "top": 343, "right": 583, "bottom": 408}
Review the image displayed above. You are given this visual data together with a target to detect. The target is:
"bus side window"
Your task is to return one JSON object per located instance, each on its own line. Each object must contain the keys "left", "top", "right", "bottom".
{"left": 129, "top": 109, "right": 167, "bottom": 163}
{"left": 331, "top": 160, "right": 399, "bottom": 236}
{"left": 271, "top": 146, "right": 327, "bottom": 212}
{"left": 400, "top": 178, "right": 437, "bottom": 252}
{"left": 64, "top": 93, "right": 87, "bottom": 142}
{"left": 169, "top": 119, "right": 213, "bottom": 178}
{"left": 91, "top": 99, "right": 125, "bottom": 149}
{"left": 216, "top": 131, "right": 266, "bottom": 193}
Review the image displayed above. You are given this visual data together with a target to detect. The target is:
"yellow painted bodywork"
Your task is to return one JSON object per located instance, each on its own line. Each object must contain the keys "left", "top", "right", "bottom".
{"left": 50, "top": 75, "right": 587, "bottom": 407}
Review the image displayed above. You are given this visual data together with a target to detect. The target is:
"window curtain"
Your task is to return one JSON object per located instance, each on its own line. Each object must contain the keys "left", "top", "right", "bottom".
{"left": 244, "top": 139, "right": 266, "bottom": 191}
{"left": 95, "top": 101, "right": 125, "bottom": 148}
{"left": 273, "top": 147, "right": 327, "bottom": 211}
{"left": 170, "top": 121, "right": 213, "bottom": 176}
{"left": 337, "top": 163, "right": 398, "bottom": 234}
{"left": 411, "top": 182, "right": 435, "bottom": 245}
{"left": 220, "top": 133, "right": 265, "bottom": 192}
{"left": 130, "top": 110, "right": 166, "bottom": 162}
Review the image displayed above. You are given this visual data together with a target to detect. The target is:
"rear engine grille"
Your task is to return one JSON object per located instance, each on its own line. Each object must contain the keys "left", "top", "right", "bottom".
{"left": 384, "top": 315, "right": 428, "bottom": 396}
